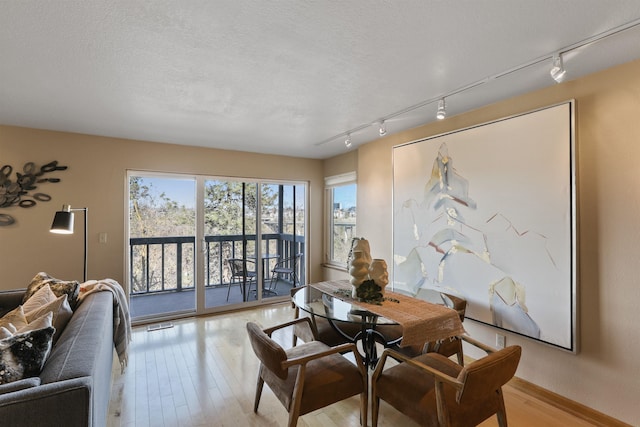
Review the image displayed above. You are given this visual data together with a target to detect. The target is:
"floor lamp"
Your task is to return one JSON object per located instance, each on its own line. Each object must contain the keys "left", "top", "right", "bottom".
{"left": 50, "top": 204, "right": 88, "bottom": 282}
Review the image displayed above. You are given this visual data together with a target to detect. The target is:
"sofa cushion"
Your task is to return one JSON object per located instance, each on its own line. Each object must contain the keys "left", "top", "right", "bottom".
{"left": 0, "top": 326, "right": 55, "bottom": 385}
{"left": 0, "top": 376, "right": 41, "bottom": 395}
{"left": 23, "top": 272, "right": 80, "bottom": 310}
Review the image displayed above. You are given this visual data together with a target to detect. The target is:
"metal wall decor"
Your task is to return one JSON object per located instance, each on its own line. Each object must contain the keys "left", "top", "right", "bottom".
{"left": 0, "top": 160, "right": 68, "bottom": 226}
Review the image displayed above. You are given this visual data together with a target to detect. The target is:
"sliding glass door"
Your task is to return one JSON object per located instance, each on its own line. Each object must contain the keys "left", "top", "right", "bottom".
{"left": 128, "top": 174, "right": 197, "bottom": 320}
{"left": 128, "top": 172, "right": 307, "bottom": 322}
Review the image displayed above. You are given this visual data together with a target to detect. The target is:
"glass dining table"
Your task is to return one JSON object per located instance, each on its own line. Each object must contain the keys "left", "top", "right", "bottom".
{"left": 292, "top": 281, "right": 465, "bottom": 369}
{"left": 292, "top": 285, "right": 401, "bottom": 368}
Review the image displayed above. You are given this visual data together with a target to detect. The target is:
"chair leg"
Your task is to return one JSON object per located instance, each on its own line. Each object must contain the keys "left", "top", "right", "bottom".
{"left": 226, "top": 281, "right": 233, "bottom": 301}
{"left": 254, "top": 373, "right": 264, "bottom": 413}
{"left": 496, "top": 388, "right": 508, "bottom": 427}
{"left": 360, "top": 390, "right": 368, "bottom": 427}
{"left": 268, "top": 272, "right": 279, "bottom": 292}
{"left": 371, "top": 396, "right": 379, "bottom": 427}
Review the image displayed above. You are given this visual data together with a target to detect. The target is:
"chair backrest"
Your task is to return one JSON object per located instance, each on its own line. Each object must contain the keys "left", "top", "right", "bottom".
{"left": 277, "top": 253, "right": 302, "bottom": 269}
{"left": 228, "top": 258, "right": 254, "bottom": 278}
{"left": 246, "top": 322, "right": 289, "bottom": 380}
{"left": 441, "top": 292, "right": 467, "bottom": 321}
{"left": 455, "top": 345, "right": 521, "bottom": 403}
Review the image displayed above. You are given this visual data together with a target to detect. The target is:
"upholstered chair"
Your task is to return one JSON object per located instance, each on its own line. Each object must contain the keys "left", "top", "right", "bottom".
{"left": 371, "top": 335, "right": 521, "bottom": 427}
{"left": 289, "top": 286, "right": 362, "bottom": 347}
{"left": 246, "top": 318, "right": 368, "bottom": 427}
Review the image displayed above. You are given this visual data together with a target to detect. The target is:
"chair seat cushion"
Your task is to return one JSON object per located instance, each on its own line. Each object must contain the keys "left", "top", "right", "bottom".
{"left": 261, "top": 340, "right": 364, "bottom": 415}
{"left": 376, "top": 352, "right": 462, "bottom": 426}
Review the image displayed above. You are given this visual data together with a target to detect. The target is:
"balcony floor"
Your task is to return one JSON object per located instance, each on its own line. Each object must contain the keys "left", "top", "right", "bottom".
{"left": 130, "top": 280, "right": 294, "bottom": 319}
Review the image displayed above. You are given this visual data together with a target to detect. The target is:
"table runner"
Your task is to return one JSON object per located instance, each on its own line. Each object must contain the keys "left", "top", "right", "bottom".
{"left": 309, "top": 280, "right": 465, "bottom": 347}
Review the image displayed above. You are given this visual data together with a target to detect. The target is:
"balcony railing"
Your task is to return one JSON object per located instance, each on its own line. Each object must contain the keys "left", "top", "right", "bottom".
{"left": 129, "top": 234, "right": 305, "bottom": 295}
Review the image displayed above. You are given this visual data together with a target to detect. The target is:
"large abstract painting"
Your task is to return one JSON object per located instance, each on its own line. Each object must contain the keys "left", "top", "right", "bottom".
{"left": 392, "top": 102, "right": 576, "bottom": 351}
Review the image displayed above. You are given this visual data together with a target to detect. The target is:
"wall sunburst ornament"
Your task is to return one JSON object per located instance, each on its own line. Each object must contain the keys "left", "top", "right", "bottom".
{"left": 0, "top": 160, "right": 68, "bottom": 226}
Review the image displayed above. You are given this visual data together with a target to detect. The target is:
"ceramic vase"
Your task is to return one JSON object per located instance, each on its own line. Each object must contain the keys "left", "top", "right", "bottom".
{"left": 349, "top": 238, "right": 372, "bottom": 266}
{"left": 349, "top": 250, "right": 370, "bottom": 297}
{"left": 369, "top": 259, "right": 389, "bottom": 295}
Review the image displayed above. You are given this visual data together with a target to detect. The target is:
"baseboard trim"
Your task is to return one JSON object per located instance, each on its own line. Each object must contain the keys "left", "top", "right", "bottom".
{"left": 509, "top": 377, "right": 632, "bottom": 427}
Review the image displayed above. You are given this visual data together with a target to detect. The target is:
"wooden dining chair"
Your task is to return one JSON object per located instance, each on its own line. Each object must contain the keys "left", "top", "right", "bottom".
{"left": 371, "top": 335, "right": 521, "bottom": 427}
{"left": 246, "top": 318, "right": 368, "bottom": 427}
{"left": 289, "top": 286, "right": 362, "bottom": 348}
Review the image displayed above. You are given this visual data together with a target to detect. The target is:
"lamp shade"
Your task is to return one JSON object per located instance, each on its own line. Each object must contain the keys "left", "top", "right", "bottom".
{"left": 50, "top": 210, "right": 74, "bottom": 234}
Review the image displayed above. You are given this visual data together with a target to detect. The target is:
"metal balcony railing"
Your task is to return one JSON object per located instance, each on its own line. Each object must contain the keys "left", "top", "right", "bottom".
{"left": 129, "top": 234, "right": 305, "bottom": 295}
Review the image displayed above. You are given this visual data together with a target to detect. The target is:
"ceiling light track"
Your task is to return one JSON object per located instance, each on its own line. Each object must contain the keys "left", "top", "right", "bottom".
{"left": 315, "top": 17, "right": 640, "bottom": 149}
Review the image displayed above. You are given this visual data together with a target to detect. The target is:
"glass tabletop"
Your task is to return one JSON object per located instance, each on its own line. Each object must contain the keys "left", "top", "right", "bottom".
{"left": 292, "top": 285, "right": 398, "bottom": 325}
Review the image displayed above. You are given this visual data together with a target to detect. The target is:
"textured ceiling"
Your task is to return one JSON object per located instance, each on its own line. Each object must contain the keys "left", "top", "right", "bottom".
{"left": 2, "top": 1, "right": 640, "bottom": 159}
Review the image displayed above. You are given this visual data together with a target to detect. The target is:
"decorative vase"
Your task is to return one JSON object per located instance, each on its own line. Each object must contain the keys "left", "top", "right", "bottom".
{"left": 369, "top": 259, "right": 389, "bottom": 295}
{"left": 349, "top": 250, "right": 370, "bottom": 297}
{"left": 348, "top": 238, "right": 372, "bottom": 267}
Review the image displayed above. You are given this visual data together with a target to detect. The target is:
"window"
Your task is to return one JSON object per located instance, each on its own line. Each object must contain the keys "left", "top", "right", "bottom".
{"left": 325, "top": 173, "right": 356, "bottom": 267}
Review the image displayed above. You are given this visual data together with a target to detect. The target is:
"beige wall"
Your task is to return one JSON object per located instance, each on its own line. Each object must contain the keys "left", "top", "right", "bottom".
{"left": 0, "top": 128, "right": 324, "bottom": 291}
{"left": 326, "top": 58, "right": 640, "bottom": 424}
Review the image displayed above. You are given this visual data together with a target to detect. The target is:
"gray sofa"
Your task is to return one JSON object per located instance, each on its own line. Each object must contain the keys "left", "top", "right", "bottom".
{"left": 0, "top": 288, "right": 114, "bottom": 427}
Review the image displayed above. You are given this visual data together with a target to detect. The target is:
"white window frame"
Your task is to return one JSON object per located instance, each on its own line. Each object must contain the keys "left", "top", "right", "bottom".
{"left": 324, "top": 172, "right": 357, "bottom": 269}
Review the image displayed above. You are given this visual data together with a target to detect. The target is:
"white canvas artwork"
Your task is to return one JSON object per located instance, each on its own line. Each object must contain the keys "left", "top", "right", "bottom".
{"left": 392, "top": 102, "right": 576, "bottom": 351}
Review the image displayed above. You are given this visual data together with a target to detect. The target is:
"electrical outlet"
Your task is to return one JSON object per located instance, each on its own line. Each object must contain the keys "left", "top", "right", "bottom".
{"left": 496, "top": 334, "right": 506, "bottom": 349}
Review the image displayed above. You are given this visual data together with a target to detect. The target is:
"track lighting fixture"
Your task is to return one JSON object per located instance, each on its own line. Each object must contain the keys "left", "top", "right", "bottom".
{"left": 344, "top": 134, "right": 352, "bottom": 149}
{"left": 315, "top": 18, "right": 640, "bottom": 149}
{"left": 379, "top": 120, "right": 387, "bottom": 137}
{"left": 550, "top": 54, "right": 566, "bottom": 83}
{"left": 436, "top": 98, "right": 446, "bottom": 120}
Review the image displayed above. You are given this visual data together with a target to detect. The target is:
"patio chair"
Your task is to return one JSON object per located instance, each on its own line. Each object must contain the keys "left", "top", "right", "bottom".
{"left": 246, "top": 318, "right": 368, "bottom": 427}
{"left": 227, "top": 258, "right": 257, "bottom": 301}
{"left": 268, "top": 253, "right": 302, "bottom": 294}
{"left": 371, "top": 335, "right": 521, "bottom": 427}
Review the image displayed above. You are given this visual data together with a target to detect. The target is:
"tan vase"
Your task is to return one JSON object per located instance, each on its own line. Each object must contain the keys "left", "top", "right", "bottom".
{"left": 349, "top": 250, "right": 370, "bottom": 297}
{"left": 369, "top": 259, "right": 389, "bottom": 295}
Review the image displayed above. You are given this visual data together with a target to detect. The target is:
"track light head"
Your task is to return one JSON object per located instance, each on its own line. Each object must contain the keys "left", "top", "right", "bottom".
{"left": 550, "top": 54, "right": 566, "bottom": 83}
{"left": 379, "top": 120, "right": 387, "bottom": 137}
{"left": 344, "top": 134, "right": 352, "bottom": 149}
{"left": 436, "top": 98, "right": 446, "bottom": 120}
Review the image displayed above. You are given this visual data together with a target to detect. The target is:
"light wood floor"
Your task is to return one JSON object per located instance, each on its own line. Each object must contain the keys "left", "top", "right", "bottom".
{"left": 108, "top": 303, "right": 601, "bottom": 427}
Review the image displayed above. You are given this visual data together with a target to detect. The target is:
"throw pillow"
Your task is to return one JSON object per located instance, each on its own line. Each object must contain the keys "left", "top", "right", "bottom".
{"left": 0, "top": 326, "right": 55, "bottom": 385}
{"left": 0, "top": 326, "right": 15, "bottom": 340}
{"left": 24, "top": 295, "right": 72, "bottom": 343}
{"left": 23, "top": 272, "right": 80, "bottom": 310}
{"left": 22, "top": 284, "right": 57, "bottom": 314}
{"left": 17, "top": 311, "right": 54, "bottom": 335}
{"left": 0, "top": 306, "right": 28, "bottom": 332}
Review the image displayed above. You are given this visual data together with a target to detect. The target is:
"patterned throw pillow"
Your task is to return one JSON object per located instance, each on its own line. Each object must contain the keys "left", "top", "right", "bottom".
{"left": 0, "top": 306, "right": 28, "bottom": 332}
{"left": 24, "top": 295, "right": 72, "bottom": 343}
{"left": 22, "top": 272, "right": 80, "bottom": 310}
{"left": 22, "top": 284, "right": 57, "bottom": 315}
{"left": 0, "top": 327, "right": 55, "bottom": 385}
